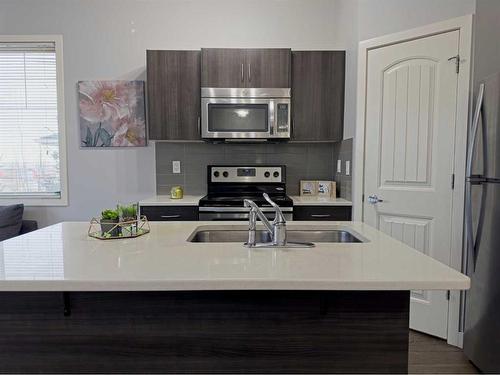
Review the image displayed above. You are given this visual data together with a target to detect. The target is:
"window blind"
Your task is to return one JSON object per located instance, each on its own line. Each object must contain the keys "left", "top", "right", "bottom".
{"left": 0, "top": 225, "right": 64, "bottom": 280}
{"left": 0, "top": 42, "right": 61, "bottom": 198}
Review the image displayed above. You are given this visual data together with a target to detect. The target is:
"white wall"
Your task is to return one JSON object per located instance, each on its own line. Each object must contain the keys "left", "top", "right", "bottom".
{"left": 473, "top": 0, "right": 500, "bottom": 93}
{"left": 357, "top": 0, "right": 476, "bottom": 41}
{"left": 0, "top": 0, "right": 480, "bottom": 227}
{"left": 0, "top": 0, "right": 356, "bottom": 227}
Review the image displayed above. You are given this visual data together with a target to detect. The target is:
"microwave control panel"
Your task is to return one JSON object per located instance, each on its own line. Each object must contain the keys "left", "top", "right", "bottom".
{"left": 276, "top": 103, "right": 289, "bottom": 133}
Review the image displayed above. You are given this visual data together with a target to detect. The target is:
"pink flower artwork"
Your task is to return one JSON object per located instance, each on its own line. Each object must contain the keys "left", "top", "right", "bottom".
{"left": 78, "top": 80, "right": 146, "bottom": 147}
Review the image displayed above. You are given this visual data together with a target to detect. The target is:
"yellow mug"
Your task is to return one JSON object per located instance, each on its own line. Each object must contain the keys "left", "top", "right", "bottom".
{"left": 170, "top": 186, "right": 183, "bottom": 199}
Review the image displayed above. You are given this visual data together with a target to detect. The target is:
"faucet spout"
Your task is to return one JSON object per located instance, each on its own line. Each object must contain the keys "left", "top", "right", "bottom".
{"left": 243, "top": 193, "right": 313, "bottom": 249}
{"left": 243, "top": 194, "right": 288, "bottom": 247}
{"left": 244, "top": 199, "right": 273, "bottom": 234}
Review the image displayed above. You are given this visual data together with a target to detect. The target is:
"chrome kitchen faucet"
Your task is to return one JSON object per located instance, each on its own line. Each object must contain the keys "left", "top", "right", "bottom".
{"left": 244, "top": 193, "right": 314, "bottom": 248}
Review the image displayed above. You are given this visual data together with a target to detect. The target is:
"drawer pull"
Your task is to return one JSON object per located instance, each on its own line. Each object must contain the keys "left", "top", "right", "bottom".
{"left": 310, "top": 214, "right": 331, "bottom": 218}
{"left": 161, "top": 215, "right": 181, "bottom": 219}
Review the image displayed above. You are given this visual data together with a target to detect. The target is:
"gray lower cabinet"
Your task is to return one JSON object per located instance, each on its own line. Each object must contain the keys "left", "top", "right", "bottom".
{"left": 146, "top": 50, "right": 201, "bottom": 140}
{"left": 291, "top": 51, "right": 345, "bottom": 142}
{"left": 140, "top": 206, "right": 198, "bottom": 221}
{"left": 0, "top": 291, "right": 409, "bottom": 373}
{"left": 293, "top": 206, "right": 351, "bottom": 221}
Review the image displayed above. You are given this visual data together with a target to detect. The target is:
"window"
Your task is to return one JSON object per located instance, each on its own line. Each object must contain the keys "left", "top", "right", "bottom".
{"left": 0, "top": 36, "right": 67, "bottom": 205}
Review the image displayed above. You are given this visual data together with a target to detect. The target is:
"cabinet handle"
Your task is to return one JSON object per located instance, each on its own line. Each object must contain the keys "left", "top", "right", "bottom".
{"left": 310, "top": 214, "right": 331, "bottom": 218}
{"left": 241, "top": 63, "right": 244, "bottom": 82}
{"left": 161, "top": 215, "right": 181, "bottom": 219}
{"left": 248, "top": 63, "right": 251, "bottom": 82}
{"left": 197, "top": 116, "right": 201, "bottom": 135}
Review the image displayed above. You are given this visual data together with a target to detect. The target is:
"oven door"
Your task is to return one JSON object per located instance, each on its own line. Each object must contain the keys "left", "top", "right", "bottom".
{"left": 199, "top": 207, "right": 293, "bottom": 221}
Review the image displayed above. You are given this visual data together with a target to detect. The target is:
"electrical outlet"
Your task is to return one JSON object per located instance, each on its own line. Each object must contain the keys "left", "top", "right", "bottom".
{"left": 337, "top": 160, "right": 342, "bottom": 173}
{"left": 172, "top": 160, "right": 181, "bottom": 174}
{"left": 345, "top": 161, "right": 350, "bottom": 176}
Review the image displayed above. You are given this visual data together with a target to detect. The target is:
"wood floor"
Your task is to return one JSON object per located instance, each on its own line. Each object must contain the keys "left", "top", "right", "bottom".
{"left": 409, "top": 330, "right": 479, "bottom": 374}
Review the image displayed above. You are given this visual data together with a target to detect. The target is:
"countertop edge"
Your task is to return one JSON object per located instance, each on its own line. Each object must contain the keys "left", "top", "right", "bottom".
{"left": 139, "top": 195, "right": 203, "bottom": 206}
{"left": 139, "top": 195, "right": 353, "bottom": 207}
{"left": 0, "top": 279, "right": 470, "bottom": 292}
{"left": 291, "top": 197, "right": 353, "bottom": 206}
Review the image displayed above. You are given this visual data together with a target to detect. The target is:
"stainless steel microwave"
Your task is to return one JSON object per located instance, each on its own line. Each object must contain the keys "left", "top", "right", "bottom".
{"left": 201, "top": 88, "right": 291, "bottom": 141}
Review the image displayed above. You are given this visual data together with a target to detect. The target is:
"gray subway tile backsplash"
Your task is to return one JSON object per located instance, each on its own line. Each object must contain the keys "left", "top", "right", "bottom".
{"left": 155, "top": 140, "right": 353, "bottom": 200}
{"left": 332, "top": 138, "right": 353, "bottom": 201}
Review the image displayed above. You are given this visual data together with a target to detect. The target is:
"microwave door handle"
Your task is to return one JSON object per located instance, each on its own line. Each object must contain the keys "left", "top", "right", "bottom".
{"left": 241, "top": 63, "right": 244, "bottom": 83}
{"left": 248, "top": 63, "right": 251, "bottom": 83}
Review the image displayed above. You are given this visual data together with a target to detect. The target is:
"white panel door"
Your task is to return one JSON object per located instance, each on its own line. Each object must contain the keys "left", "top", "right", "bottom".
{"left": 364, "top": 31, "right": 460, "bottom": 338}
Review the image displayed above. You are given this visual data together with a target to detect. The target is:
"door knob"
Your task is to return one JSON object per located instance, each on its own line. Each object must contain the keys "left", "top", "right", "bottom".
{"left": 367, "top": 195, "right": 384, "bottom": 204}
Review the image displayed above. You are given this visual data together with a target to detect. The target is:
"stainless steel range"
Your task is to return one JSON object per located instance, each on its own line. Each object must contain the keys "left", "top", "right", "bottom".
{"left": 198, "top": 165, "right": 293, "bottom": 221}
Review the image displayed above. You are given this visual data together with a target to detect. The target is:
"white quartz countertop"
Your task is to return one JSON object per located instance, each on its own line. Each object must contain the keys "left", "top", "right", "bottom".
{"left": 0, "top": 221, "right": 469, "bottom": 292}
{"left": 291, "top": 196, "right": 352, "bottom": 206}
{"left": 139, "top": 195, "right": 203, "bottom": 206}
{"left": 140, "top": 195, "right": 352, "bottom": 207}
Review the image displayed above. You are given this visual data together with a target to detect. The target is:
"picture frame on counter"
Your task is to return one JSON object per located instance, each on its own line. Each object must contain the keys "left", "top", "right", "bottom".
{"left": 318, "top": 181, "right": 336, "bottom": 198}
{"left": 301, "top": 180, "right": 336, "bottom": 198}
{"left": 300, "top": 180, "right": 318, "bottom": 196}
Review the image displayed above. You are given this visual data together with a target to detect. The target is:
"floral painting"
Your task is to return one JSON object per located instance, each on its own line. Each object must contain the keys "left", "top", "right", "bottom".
{"left": 78, "top": 80, "right": 146, "bottom": 147}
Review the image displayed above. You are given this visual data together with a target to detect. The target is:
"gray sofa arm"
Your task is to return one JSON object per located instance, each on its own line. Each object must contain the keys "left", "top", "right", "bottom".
{"left": 19, "top": 220, "right": 38, "bottom": 235}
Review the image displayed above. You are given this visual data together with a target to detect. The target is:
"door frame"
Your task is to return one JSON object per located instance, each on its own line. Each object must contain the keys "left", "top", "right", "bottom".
{"left": 353, "top": 15, "right": 473, "bottom": 347}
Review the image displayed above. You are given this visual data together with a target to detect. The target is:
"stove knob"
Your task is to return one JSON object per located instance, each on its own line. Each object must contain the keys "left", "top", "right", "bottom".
{"left": 264, "top": 171, "right": 270, "bottom": 178}
{"left": 273, "top": 171, "right": 280, "bottom": 178}
{"left": 222, "top": 171, "right": 229, "bottom": 178}
{"left": 213, "top": 171, "right": 220, "bottom": 178}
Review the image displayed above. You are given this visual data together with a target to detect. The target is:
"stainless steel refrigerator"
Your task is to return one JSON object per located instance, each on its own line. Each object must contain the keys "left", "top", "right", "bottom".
{"left": 463, "top": 72, "right": 500, "bottom": 373}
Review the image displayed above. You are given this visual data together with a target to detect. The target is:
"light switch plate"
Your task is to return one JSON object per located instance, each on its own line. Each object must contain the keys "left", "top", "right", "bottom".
{"left": 337, "top": 160, "right": 342, "bottom": 173}
{"left": 172, "top": 160, "right": 181, "bottom": 174}
{"left": 345, "top": 161, "right": 350, "bottom": 176}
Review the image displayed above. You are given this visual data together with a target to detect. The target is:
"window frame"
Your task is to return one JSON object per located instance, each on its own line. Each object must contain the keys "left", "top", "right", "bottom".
{"left": 0, "top": 35, "right": 68, "bottom": 206}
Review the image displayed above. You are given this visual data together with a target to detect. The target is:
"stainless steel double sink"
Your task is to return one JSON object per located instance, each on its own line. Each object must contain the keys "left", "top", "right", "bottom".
{"left": 187, "top": 225, "right": 364, "bottom": 244}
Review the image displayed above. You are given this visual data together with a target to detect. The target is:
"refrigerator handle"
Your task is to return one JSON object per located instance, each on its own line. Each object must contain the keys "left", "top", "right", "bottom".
{"left": 465, "top": 83, "right": 485, "bottom": 271}
{"left": 466, "top": 83, "right": 484, "bottom": 178}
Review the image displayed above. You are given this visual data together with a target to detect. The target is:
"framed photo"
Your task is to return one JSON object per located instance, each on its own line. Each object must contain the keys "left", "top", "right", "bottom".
{"left": 318, "top": 181, "right": 336, "bottom": 198}
{"left": 300, "top": 180, "right": 318, "bottom": 196}
{"left": 78, "top": 80, "right": 146, "bottom": 147}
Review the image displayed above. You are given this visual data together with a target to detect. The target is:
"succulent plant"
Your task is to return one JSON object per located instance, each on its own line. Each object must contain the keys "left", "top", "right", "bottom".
{"left": 101, "top": 209, "right": 119, "bottom": 221}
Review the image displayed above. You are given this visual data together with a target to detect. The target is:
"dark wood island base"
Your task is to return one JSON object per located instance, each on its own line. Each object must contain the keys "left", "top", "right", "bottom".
{"left": 0, "top": 290, "right": 410, "bottom": 373}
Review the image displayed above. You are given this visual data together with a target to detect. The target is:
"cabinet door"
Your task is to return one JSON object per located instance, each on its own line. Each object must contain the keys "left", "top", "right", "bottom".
{"left": 201, "top": 48, "right": 246, "bottom": 88}
{"left": 293, "top": 206, "right": 351, "bottom": 221}
{"left": 245, "top": 49, "right": 291, "bottom": 88}
{"left": 147, "top": 50, "right": 201, "bottom": 140}
{"left": 140, "top": 206, "right": 198, "bottom": 221}
{"left": 291, "top": 51, "right": 345, "bottom": 141}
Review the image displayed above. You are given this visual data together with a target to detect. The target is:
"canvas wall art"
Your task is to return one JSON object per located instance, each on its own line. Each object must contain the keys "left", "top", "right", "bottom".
{"left": 78, "top": 80, "right": 146, "bottom": 147}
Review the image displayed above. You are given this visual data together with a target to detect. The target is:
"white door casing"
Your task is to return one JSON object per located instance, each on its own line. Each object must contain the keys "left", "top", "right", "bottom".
{"left": 363, "top": 31, "right": 459, "bottom": 339}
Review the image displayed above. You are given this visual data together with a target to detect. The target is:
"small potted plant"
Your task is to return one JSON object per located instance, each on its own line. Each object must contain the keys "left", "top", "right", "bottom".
{"left": 119, "top": 204, "right": 138, "bottom": 235}
{"left": 100, "top": 209, "right": 120, "bottom": 237}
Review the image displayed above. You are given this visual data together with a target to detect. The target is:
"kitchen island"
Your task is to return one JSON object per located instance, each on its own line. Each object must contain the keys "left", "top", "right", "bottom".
{"left": 0, "top": 221, "right": 469, "bottom": 373}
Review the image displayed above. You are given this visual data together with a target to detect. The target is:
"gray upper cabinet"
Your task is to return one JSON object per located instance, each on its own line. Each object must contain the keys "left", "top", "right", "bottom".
{"left": 147, "top": 50, "right": 201, "bottom": 140}
{"left": 291, "top": 51, "right": 345, "bottom": 142}
{"left": 201, "top": 48, "right": 291, "bottom": 88}
{"left": 201, "top": 48, "right": 246, "bottom": 88}
{"left": 245, "top": 49, "right": 291, "bottom": 88}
